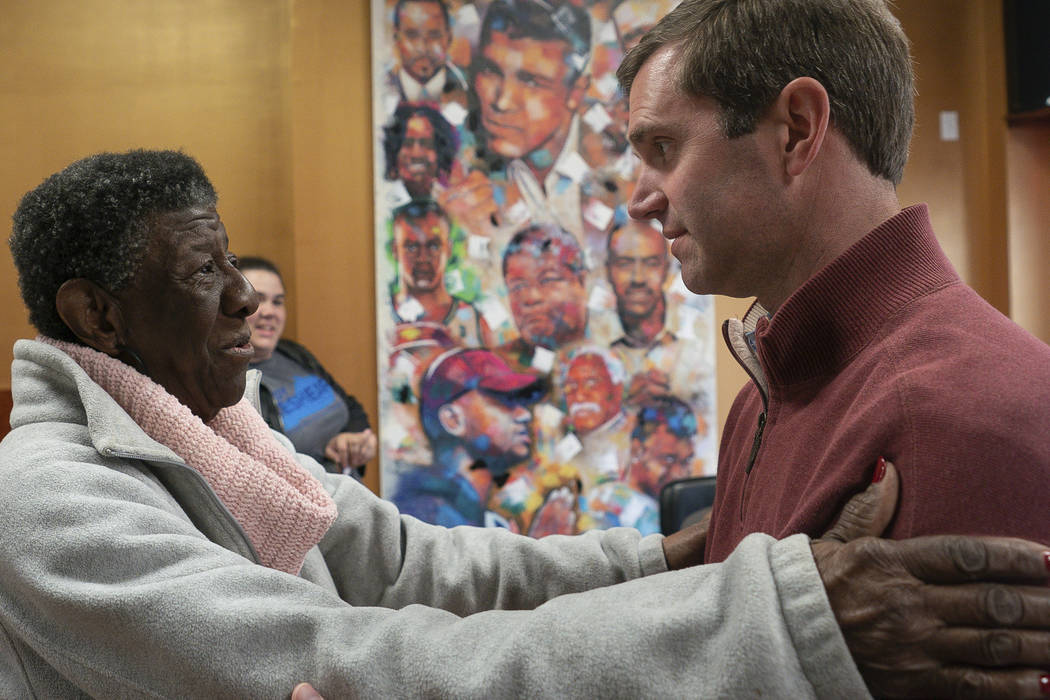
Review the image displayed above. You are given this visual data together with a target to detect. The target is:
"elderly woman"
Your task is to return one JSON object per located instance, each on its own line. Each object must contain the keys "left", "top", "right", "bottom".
{"left": 1, "top": 150, "right": 1046, "bottom": 698}
{"left": 240, "top": 256, "right": 376, "bottom": 475}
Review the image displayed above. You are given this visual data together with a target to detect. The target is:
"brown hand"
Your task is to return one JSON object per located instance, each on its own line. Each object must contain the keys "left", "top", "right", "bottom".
{"left": 812, "top": 462, "right": 1050, "bottom": 698}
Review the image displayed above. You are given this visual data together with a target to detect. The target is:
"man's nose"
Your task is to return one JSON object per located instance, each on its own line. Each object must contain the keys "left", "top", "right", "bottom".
{"left": 627, "top": 169, "right": 667, "bottom": 222}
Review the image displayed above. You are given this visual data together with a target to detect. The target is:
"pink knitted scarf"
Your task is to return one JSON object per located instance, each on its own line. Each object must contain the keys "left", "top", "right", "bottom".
{"left": 43, "top": 337, "right": 337, "bottom": 574}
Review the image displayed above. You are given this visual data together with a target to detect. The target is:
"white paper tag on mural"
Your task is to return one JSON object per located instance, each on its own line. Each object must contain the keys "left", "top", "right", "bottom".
{"left": 442, "top": 101, "right": 468, "bottom": 127}
{"left": 383, "top": 92, "right": 401, "bottom": 118}
{"left": 614, "top": 150, "right": 638, "bottom": 180}
{"left": 506, "top": 199, "right": 531, "bottom": 225}
{"left": 534, "top": 402, "right": 565, "bottom": 430}
{"left": 555, "top": 433, "right": 583, "bottom": 462}
{"left": 588, "top": 283, "right": 615, "bottom": 311}
{"left": 392, "top": 353, "right": 416, "bottom": 378}
{"left": 478, "top": 297, "right": 510, "bottom": 330}
{"left": 396, "top": 297, "right": 425, "bottom": 322}
{"left": 597, "top": 18, "right": 619, "bottom": 45}
{"left": 531, "top": 346, "right": 555, "bottom": 373}
{"left": 669, "top": 273, "right": 691, "bottom": 299}
{"left": 386, "top": 180, "right": 413, "bottom": 208}
{"left": 445, "top": 268, "right": 465, "bottom": 295}
{"left": 555, "top": 151, "right": 591, "bottom": 184}
{"left": 467, "top": 234, "right": 490, "bottom": 260}
{"left": 499, "top": 475, "right": 533, "bottom": 506}
{"left": 583, "top": 198, "right": 614, "bottom": 231}
{"left": 583, "top": 103, "right": 613, "bottom": 135}
{"left": 455, "top": 2, "right": 480, "bottom": 27}
{"left": 381, "top": 419, "right": 408, "bottom": 451}
{"left": 595, "top": 72, "right": 620, "bottom": 101}
{"left": 594, "top": 448, "right": 620, "bottom": 480}
{"left": 676, "top": 304, "right": 700, "bottom": 339}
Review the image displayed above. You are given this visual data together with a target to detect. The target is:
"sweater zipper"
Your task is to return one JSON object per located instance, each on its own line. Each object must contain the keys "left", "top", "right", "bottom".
{"left": 744, "top": 411, "right": 766, "bottom": 474}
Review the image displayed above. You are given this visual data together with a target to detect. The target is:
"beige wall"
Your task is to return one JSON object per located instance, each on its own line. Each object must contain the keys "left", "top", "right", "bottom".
{"left": 1, "top": 0, "right": 296, "bottom": 368}
{"left": 3, "top": 0, "right": 1048, "bottom": 495}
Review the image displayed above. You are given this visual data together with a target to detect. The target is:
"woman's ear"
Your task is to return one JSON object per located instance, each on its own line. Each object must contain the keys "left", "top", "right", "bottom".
{"left": 770, "top": 76, "right": 831, "bottom": 178}
{"left": 55, "top": 279, "right": 126, "bottom": 356}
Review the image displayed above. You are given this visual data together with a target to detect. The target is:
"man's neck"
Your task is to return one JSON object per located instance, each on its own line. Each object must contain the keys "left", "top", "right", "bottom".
{"left": 759, "top": 162, "right": 901, "bottom": 313}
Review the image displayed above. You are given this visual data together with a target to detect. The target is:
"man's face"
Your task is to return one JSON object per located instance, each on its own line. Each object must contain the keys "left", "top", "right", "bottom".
{"left": 564, "top": 354, "right": 621, "bottom": 434}
{"left": 397, "top": 114, "right": 439, "bottom": 197}
{"left": 626, "top": 45, "right": 784, "bottom": 301}
{"left": 504, "top": 250, "right": 586, "bottom": 349}
{"left": 393, "top": 210, "right": 450, "bottom": 295}
{"left": 607, "top": 223, "right": 669, "bottom": 322}
{"left": 455, "top": 389, "right": 533, "bottom": 473}
{"left": 473, "top": 30, "right": 585, "bottom": 160}
{"left": 630, "top": 424, "right": 695, "bottom": 498}
{"left": 394, "top": 0, "right": 450, "bottom": 84}
{"left": 115, "top": 207, "right": 258, "bottom": 421}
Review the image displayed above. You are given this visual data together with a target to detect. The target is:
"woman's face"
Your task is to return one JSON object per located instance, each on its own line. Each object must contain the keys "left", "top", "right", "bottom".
{"left": 243, "top": 269, "right": 287, "bottom": 362}
{"left": 115, "top": 206, "right": 258, "bottom": 421}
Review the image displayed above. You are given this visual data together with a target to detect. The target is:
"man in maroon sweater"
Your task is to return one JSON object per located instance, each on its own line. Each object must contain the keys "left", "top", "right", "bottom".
{"left": 618, "top": 0, "right": 1050, "bottom": 691}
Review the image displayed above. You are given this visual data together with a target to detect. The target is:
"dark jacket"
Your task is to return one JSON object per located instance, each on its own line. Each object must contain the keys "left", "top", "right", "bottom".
{"left": 256, "top": 338, "right": 370, "bottom": 474}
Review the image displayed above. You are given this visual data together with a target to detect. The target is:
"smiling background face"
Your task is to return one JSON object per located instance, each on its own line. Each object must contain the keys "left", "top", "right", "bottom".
{"left": 564, "top": 353, "right": 621, "bottom": 434}
{"left": 115, "top": 207, "right": 258, "bottom": 420}
{"left": 396, "top": 114, "right": 439, "bottom": 197}
{"left": 244, "top": 268, "right": 287, "bottom": 362}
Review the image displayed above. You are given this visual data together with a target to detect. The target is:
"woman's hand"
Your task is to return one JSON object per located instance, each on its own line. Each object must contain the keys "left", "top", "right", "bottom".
{"left": 324, "top": 429, "right": 377, "bottom": 469}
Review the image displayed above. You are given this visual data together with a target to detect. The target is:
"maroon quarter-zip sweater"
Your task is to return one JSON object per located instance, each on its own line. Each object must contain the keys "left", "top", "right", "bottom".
{"left": 706, "top": 205, "right": 1050, "bottom": 563}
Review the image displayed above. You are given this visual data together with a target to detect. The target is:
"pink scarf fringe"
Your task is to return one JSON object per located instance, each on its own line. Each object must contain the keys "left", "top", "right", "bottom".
{"left": 44, "top": 337, "right": 337, "bottom": 574}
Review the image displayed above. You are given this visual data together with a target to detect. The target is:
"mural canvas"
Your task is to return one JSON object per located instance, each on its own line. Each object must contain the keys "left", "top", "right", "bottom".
{"left": 371, "top": 0, "right": 717, "bottom": 536}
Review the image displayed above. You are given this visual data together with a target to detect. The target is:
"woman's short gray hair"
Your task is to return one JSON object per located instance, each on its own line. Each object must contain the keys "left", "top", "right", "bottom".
{"left": 10, "top": 149, "right": 217, "bottom": 341}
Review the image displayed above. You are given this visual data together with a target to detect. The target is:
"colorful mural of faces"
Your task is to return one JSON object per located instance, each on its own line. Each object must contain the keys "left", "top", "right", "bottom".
{"left": 376, "top": 0, "right": 713, "bottom": 537}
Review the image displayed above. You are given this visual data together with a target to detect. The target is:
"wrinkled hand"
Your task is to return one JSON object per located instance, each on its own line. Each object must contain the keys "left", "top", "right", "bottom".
{"left": 291, "top": 682, "right": 323, "bottom": 700}
{"left": 324, "top": 429, "right": 376, "bottom": 469}
{"left": 812, "top": 462, "right": 1050, "bottom": 698}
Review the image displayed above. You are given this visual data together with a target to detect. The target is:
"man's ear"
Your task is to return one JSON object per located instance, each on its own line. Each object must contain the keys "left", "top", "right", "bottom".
{"left": 769, "top": 76, "right": 831, "bottom": 178}
{"left": 438, "top": 403, "right": 467, "bottom": 436}
{"left": 55, "top": 278, "right": 126, "bottom": 356}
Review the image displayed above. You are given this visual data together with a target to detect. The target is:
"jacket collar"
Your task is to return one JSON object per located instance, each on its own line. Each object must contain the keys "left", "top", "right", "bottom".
{"left": 724, "top": 204, "right": 960, "bottom": 393}
{"left": 13, "top": 339, "right": 264, "bottom": 463}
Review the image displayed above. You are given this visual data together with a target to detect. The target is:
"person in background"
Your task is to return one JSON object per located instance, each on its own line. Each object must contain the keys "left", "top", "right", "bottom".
{"left": 240, "top": 256, "right": 376, "bottom": 475}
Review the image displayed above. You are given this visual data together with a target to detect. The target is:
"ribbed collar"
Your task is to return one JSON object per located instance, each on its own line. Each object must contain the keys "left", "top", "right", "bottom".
{"left": 742, "top": 204, "right": 960, "bottom": 391}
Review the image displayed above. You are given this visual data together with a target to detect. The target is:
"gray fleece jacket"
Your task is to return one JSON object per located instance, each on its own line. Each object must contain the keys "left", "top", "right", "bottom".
{"left": 0, "top": 339, "right": 869, "bottom": 698}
